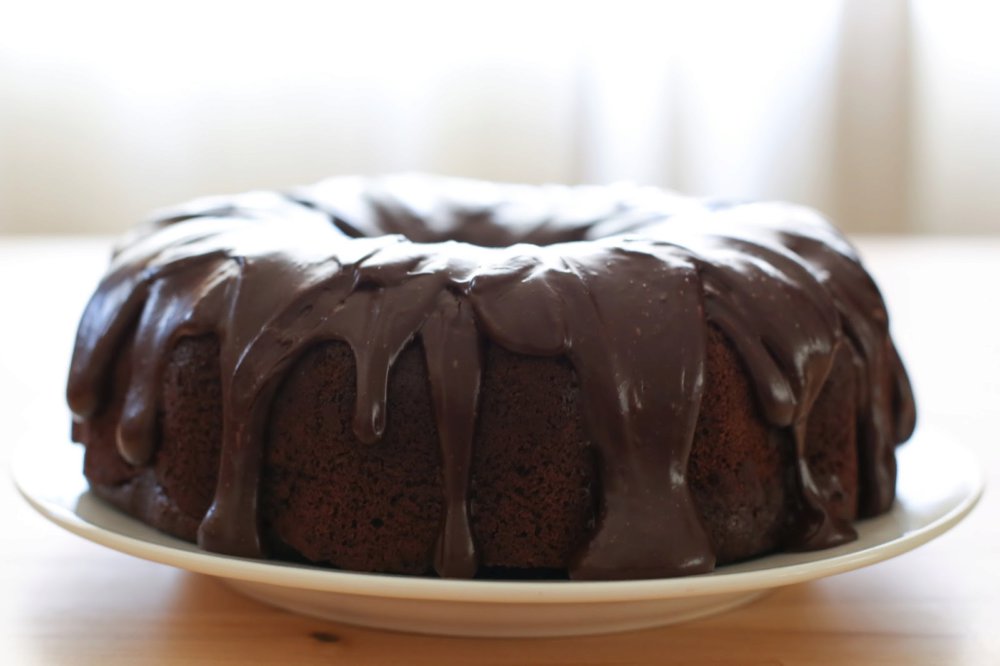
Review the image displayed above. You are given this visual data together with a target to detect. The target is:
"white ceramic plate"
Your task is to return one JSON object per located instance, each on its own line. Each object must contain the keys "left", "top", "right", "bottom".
{"left": 14, "top": 425, "right": 982, "bottom": 638}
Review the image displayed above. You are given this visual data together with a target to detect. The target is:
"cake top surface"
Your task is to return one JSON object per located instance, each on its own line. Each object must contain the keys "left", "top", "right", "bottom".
{"left": 68, "top": 175, "right": 916, "bottom": 579}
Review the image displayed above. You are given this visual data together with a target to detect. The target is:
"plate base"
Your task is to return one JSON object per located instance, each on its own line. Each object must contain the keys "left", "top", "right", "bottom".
{"left": 14, "top": 425, "right": 982, "bottom": 638}
{"left": 222, "top": 578, "right": 769, "bottom": 637}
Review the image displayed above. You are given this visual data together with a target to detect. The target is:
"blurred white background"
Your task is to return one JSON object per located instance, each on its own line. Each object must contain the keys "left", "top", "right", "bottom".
{"left": 1, "top": 0, "right": 998, "bottom": 234}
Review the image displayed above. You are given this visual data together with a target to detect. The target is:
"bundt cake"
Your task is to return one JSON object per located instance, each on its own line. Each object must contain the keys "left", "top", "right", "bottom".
{"left": 67, "top": 175, "right": 916, "bottom": 580}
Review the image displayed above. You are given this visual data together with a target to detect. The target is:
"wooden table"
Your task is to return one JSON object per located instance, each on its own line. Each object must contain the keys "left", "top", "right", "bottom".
{"left": 2, "top": 236, "right": 997, "bottom": 665}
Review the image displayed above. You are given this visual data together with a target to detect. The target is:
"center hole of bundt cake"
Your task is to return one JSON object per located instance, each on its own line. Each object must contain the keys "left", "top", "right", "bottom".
{"left": 331, "top": 211, "right": 590, "bottom": 248}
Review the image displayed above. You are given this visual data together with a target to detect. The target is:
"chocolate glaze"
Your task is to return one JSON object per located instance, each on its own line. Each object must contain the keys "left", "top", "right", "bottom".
{"left": 67, "top": 174, "right": 916, "bottom": 580}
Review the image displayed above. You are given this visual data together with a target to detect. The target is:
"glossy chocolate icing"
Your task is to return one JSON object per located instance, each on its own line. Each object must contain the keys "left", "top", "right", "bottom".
{"left": 67, "top": 174, "right": 916, "bottom": 580}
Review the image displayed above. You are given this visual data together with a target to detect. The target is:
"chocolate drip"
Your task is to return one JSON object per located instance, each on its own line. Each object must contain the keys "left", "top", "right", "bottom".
{"left": 471, "top": 242, "right": 714, "bottom": 578}
{"left": 67, "top": 175, "right": 917, "bottom": 579}
{"left": 116, "top": 263, "right": 235, "bottom": 466}
{"left": 889, "top": 342, "right": 917, "bottom": 444}
{"left": 423, "top": 294, "right": 482, "bottom": 578}
{"left": 675, "top": 218, "right": 856, "bottom": 549}
{"left": 770, "top": 217, "right": 918, "bottom": 517}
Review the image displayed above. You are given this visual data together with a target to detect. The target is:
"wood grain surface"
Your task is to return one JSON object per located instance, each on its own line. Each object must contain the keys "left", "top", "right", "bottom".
{"left": 2, "top": 236, "right": 997, "bottom": 665}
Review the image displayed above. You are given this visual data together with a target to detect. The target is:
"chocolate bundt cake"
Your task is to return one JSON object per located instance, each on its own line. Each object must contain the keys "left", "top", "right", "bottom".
{"left": 67, "top": 175, "right": 916, "bottom": 580}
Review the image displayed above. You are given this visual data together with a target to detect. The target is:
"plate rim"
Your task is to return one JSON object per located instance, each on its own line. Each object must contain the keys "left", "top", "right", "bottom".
{"left": 12, "top": 428, "right": 984, "bottom": 605}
